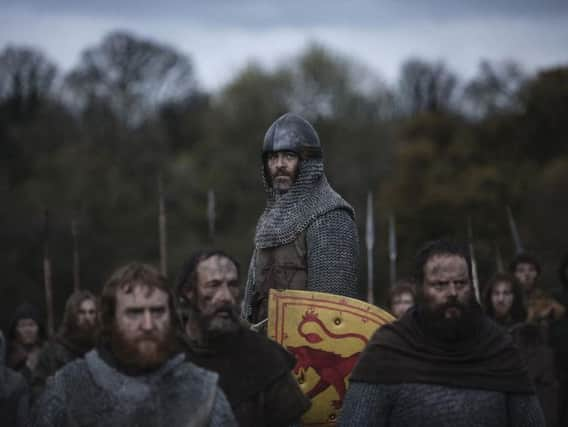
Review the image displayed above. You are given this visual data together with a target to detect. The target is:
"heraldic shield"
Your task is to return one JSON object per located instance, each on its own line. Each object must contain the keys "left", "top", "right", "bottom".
{"left": 267, "top": 289, "right": 394, "bottom": 426}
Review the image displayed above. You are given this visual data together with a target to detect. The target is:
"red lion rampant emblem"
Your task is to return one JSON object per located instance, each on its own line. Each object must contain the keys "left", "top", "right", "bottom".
{"left": 286, "top": 310, "right": 368, "bottom": 409}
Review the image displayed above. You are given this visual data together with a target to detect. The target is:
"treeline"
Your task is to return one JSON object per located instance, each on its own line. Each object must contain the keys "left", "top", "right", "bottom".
{"left": 1, "top": 30, "right": 567, "bottom": 330}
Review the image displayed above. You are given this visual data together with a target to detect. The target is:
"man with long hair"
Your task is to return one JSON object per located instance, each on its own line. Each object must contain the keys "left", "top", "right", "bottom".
{"left": 177, "top": 250, "right": 310, "bottom": 427}
{"left": 32, "top": 262, "right": 236, "bottom": 427}
{"left": 32, "top": 290, "right": 98, "bottom": 396}
{"left": 483, "top": 272, "right": 527, "bottom": 328}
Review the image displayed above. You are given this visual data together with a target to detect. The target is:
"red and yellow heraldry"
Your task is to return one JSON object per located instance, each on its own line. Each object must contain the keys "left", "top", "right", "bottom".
{"left": 268, "top": 289, "right": 394, "bottom": 426}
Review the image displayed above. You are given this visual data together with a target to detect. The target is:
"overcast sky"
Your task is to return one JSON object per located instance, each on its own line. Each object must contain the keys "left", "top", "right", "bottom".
{"left": 1, "top": 1, "right": 567, "bottom": 90}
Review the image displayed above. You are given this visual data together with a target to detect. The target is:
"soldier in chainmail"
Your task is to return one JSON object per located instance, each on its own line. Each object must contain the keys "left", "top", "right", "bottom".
{"left": 31, "top": 263, "right": 236, "bottom": 427}
{"left": 243, "top": 112, "right": 362, "bottom": 325}
{"left": 339, "top": 239, "right": 545, "bottom": 427}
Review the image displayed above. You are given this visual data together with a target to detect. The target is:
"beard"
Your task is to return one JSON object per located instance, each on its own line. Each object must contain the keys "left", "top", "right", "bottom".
{"left": 191, "top": 302, "right": 240, "bottom": 340}
{"left": 110, "top": 324, "right": 177, "bottom": 371}
{"left": 269, "top": 168, "right": 297, "bottom": 194}
{"left": 418, "top": 296, "right": 481, "bottom": 343}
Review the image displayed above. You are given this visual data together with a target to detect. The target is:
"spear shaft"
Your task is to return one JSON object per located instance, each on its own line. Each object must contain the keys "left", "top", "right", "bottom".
{"left": 467, "top": 217, "right": 481, "bottom": 303}
{"left": 506, "top": 206, "right": 524, "bottom": 255}
{"left": 158, "top": 173, "right": 168, "bottom": 276}
{"left": 495, "top": 241, "right": 504, "bottom": 273}
{"left": 365, "top": 192, "right": 375, "bottom": 304}
{"left": 388, "top": 214, "right": 397, "bottom": 287}
{"left": 71, "top": 217, "right": 80, "bottom": 291}
{"left": 207, "top": 189, "right": 216, "bottom": 241}
{"left": 43, "top": 210, "right": 55, "bottom": 337}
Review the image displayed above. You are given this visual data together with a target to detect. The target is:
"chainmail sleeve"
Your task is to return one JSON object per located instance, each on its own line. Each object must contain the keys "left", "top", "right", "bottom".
{"left": 338, "top": 382, "right": 392, "bottom": 427}
{"left": 208, "top": 388, "right": 238, "bottom": 427}
{"left": 306, "top": 209, "right": 361, "bottom": 299}
{"left": 508, "top": 393, "right": 546, "bottom": 427}
{"left": 30, "top": 375, "right": 67, "bottom": 427}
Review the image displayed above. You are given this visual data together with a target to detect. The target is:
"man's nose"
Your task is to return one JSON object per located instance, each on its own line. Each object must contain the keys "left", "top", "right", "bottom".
{"left": 275, "top": 155, "right": 286, "bottom": 168}
{"left": 141, "top": 311, "right": 154, "bottom": 331}
{"left": 446, "top": 283, "right": 458, "bottom": 297}
{"left": 216, "top": 284, "right": 235, "bottom": 305}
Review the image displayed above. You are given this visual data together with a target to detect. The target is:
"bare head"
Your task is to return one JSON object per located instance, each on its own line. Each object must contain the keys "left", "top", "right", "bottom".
{"left": 177, "top": 250, "right": 241, "bottom": 339}
{"left": 414, "top": 239, "right": 478, "bottom": 341}
{"left": 389, "top": 280, "right": 416, "bottom": 319}
{"left": 100, "top": 263, "right": 178, "bottom": 371}
{"left": 510, "top": 254, "right": 541, "bottom": 294}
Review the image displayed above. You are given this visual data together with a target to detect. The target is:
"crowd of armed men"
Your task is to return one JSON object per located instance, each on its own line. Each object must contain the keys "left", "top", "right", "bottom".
{"left": 1, "top": 113, "right": 566, "bottom": 427}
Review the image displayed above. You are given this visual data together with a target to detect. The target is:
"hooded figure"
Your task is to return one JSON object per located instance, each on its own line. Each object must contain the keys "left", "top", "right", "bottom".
{"left": 7, "top": 303, "right": 45, "bottom": 381}
{"left": 243, "top": 113, "right": 361, "bottom": 325}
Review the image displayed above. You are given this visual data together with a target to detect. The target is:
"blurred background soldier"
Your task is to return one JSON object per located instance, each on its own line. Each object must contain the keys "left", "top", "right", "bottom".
{"left": 340, "top": 239, "right": 544, "bottom": 427}
{"left": 31, "top": 263, "right": 236, "bottom": 427}
{"left": 549, "top": 253, "right": 568, "bottom": 426}
{"left": 243, "top": 112, "right": 361, "bottom": 326}
{"left": 388, "top": 279, "right": 416, "bottom": 319}
{"left": 177, "top": 250, "right": 310, "bottom": 427}
{"left": 7, "top": 303, "right": 45, "bottom": 383}
{"left": 483, "top": 272, "right": 558, "bottom": 427}
{"left": 510, "top": 253, "right": 565, "bottom": 323}
{"left": 32, "top": 290, "right": 98, "bottom": 396}
{"left": 483, "top": 273, "right": 527, "bottom": 329}
{"left": 1, "top": 331, "right": 29, "bottom": 427}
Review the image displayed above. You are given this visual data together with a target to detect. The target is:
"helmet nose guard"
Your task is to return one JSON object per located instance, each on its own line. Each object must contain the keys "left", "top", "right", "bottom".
{"left": 262, "top": 113, "right": 322, "bottom": 160}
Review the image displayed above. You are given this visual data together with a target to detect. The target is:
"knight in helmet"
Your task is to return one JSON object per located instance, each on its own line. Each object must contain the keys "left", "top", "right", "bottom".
{"left": 243, "top": 113, "right": 362, "bottom": 326}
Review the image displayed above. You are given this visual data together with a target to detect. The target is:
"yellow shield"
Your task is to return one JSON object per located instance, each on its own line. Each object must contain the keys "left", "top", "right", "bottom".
{"left": 267, "top": 289, "right": 394, "bottom": 426}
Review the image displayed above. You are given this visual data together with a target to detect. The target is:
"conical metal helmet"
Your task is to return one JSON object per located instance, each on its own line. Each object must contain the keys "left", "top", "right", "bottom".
{"left": 262, "top": 113, "right": 322, "bottom": 159}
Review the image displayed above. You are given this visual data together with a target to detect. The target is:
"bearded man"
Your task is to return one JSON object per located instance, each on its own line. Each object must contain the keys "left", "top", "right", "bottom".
{"left": 32, "top": 262, "right": 236, "bottom": 427}
{"left": 32, "top": 290, "right": 98, "bottom": 396}
{"left": 177, "top": 250, "right": 310, "bottom": 427}
{"left": 339, "top": 239, "right": 545, "bottom": 427}
{"left": 243, "top": 112, "right": 361, "bottom": 326}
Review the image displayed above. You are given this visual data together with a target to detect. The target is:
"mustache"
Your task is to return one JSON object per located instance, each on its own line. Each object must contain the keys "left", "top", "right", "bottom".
{"left": 273, "top": 172, "right": 293, "bottom": 179}
{"left": 212, "top": 304, "right": 240, "bottom": 319}
{"left": 133, "top": 331, "right": 163, "bottom": 343}
{"left": 430, "top": 299, "right": 466, "bottom": 317}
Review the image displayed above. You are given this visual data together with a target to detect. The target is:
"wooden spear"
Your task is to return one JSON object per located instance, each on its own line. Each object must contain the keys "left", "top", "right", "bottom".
{"left": 158, "top": 173, "right": 168, "bottom": 276}
{"left": 43, "top": 209, "right": 55, "bottom": 337}
{"left": 71, "top": 216, "right": 80, "bottom": 291}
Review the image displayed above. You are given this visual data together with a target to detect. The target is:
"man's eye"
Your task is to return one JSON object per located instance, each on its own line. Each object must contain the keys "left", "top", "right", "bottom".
{"left": 127, "top": 309, "right": 143, "bottom": 317}
{"left": 207, "top": 281, "right": 222, "bottom": 288}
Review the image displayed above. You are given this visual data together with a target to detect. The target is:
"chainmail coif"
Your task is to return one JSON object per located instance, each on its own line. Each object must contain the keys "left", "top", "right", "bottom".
{"left": 243, "top": 147, "right": 361, "bottom": 320}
